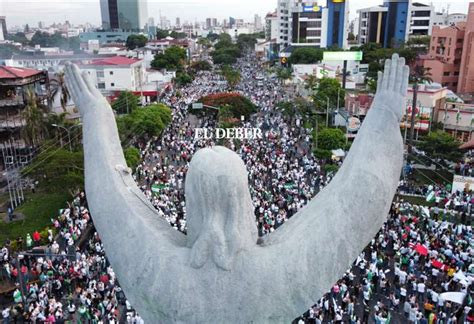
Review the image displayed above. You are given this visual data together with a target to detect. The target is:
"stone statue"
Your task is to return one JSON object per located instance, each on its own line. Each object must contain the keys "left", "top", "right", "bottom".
{"left": 64, "top": 53, "right": 409, "bottom": 323}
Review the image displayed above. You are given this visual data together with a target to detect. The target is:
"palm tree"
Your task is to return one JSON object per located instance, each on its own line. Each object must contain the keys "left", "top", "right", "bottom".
{"left": 22, "top": 87, "right": 47, "bottom": 147}
{"left": 50, "top": 71, "right": 70, "bottom": 113}
{"left": 409, "top": 65, "right": 432, "bottom": 152}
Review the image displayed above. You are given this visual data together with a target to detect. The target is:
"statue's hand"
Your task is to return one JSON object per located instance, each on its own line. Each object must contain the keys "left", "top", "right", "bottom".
{"left": 65, "top": 62, "right": 111, "bottom": 118}
{"left": 373, "top": 53, "right": 410, "bottom": 121}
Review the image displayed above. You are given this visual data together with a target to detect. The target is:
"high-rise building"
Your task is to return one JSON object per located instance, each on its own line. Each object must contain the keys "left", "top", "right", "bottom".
{"left": 423, "top": 2, "right": 474, "bottom": 94}
{"left": 254, "top": 14, "right": 263, "bottom": 31}
{"left": 176, "top": 17, "right": 181, "bottom": 28}
{"left": 265, "top": 12, "right": 279, "bottom": 41}
{"left": 327, "top": 0, "right": 348, "bottom": 48}
{"left": 457, "top": 2, "right": 474, "bottom": 94}
{"left": 0, "top": 17, "right": 7, "bottom": 41}
{"left": 205, "top": 18, "right": 218, "bottom": 29}
{"left": 358, "top": 0, "right": 434, "bottom": 47}
{"left": 100, "top": 0, "right": 147, "bottom": 31}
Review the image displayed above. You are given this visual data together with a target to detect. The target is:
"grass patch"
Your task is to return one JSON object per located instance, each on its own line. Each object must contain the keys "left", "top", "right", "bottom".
{"left": 397, "top": 195, "right": 435, "bottom": 207}
{"left": 408, "top": 169, "right": 454, "bottom": 186}
{"left": 0, "top": 191, "right": 71, "bottom": 245}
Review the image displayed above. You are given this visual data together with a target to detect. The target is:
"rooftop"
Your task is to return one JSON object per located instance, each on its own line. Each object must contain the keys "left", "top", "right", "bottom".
{"left": 0, "top": 66, "right": 43, "bottom": 79}
{"left": 88, "top": 56, "right": 142, "bottom": 66}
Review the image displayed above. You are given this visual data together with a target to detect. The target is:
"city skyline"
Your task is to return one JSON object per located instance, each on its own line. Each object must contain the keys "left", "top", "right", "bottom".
{"left": 1, "top": 0, "right": 472, "bottom": 29}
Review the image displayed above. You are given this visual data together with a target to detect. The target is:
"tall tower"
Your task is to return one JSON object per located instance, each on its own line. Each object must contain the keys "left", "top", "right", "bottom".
{"left": 383, "top": 0, "right": 409, "bottom": 47}
{"left": 100, "top": 0, "right": 147, "bottom": 31}
{"left": 0, "top": 16, "right": 7, "bottom": 40}
{"left": 327, "top": 0, "right": 348, "bottom": 48}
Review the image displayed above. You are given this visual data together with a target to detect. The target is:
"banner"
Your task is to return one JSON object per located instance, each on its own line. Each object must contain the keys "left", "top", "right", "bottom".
{"left": 452, "top": 175, "right": 474, "bottom": 193}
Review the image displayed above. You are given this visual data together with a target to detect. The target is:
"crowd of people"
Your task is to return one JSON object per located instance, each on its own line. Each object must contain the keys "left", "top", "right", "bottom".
{"left": 1, "top": 52, "right": 472, "bottom": 323}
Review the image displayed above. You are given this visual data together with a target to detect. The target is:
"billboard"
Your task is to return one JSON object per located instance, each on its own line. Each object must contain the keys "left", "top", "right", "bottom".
{"left": 303, "top": 5, "right": 323, "bottom": 12}
{"left": 323, "top": 51, "right": 363, "bottom": 61}
{"left": 452, "top": 175, "right": 474, "bottom": 193}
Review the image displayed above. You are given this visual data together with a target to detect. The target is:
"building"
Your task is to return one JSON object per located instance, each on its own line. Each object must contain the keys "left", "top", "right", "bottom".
{"left": 432, "top": 11, "right": 467, "bottom": 27}
{"left": 265, "top": 12, "right": 279, "bottom": 41}
{"left": 0, "top": 16, "right": 7, "bottom": 41}
{"left": 205, "top": 18, "right": 218, "bottom": 30}
{"left": 437, "top": 102, "right": 474, "bottom": 142}
{"left": 254, "top": 14, "right": 263, "bottom": 31}
{"left": 345, "top": 93, "right": 374, "bottom": 117}
{"left": 276, "top": 0, "right": 348, "bottom": 51}
{"left": 0, "top": 66, "right": 51, "bottom": 151}
{"left": 423, "top": 22, "right": 465, "bottom": 92}
{"left": 79, "top": 56, "right": 145, "bottom": 93}
{"left": 100, "top": 0, "right": 147, "bottom": 31}
{"left": 424, "top": 2, "right": 474, "bottom": 95}
{"left": 358, "top": 0, "right": 434, "bottom": 47}
{"left": 5, "top": 53, "right": 117, "bottom": 73}
{"left": 458, "top": 3, "right": 474, "bottom": 95}
{"left": 176, "top": 18, "right": 181, "bottom": 28}
{"left": 79, "top": 31, "right": 133, "bottom": 44}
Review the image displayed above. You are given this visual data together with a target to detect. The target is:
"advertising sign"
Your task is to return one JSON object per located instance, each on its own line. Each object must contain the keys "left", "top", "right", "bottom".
{"left": 451, "top": 175, "right": 474, "bottom": 194}
{"left": 303, "top": 5, "right": 322, "bottom": 12}
{"left": 323, "top": 51, "right": 363, "bottom": 61}
{"left": 347, "top": 117, "right": 361, "bottom": 132}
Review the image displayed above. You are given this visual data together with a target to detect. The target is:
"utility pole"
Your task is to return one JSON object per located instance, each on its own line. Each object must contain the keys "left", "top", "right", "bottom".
{"left": 409, "top": 83, "right": 418, "bottom": 152}
{"left": 326, "top": 96, "right": 330, "bottom": 127}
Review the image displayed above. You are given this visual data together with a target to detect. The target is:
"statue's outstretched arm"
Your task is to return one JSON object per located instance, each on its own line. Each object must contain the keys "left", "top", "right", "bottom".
{"left": 259, "top": 54, "right": 409, "bottom": 314}
{"left": 64, "top": 63, "right": 186, "bottom": 292}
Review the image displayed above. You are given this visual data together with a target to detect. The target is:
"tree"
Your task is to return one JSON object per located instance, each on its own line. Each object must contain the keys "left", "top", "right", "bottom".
{"left": 112, "top": 91, "right": 139, "bottom": 114}
{"left": 304, "top": 75, "right": 318, "bottom": 91}
{"left": 418, "top": 131, "right": 462, "bottom": 162}
{"left": 22, "top": 147, "right": 84, "bottom": 193}
{"left": 50, "top": 71, "right": 70, "bottom": 112}
{"left": 6, "top": 32, "right": 28, "bottom": 44}
{"left": 207, "top": 33, "right": 220, "bottom": 42}
{"left": 221, "top": 66, "right": 241, "bottom": 89}
{"left": 151, "top": 46, "right": 187, "bottom": 71}
{"left": 156, "top": 29, "right": 169, "bottom": 39}
{"left": 409, "top": 65, "right": 433, "bottom": 151}
{"left": 312, "top": 77, "right": 345, "bottom": 111}
{"left": 174, "top": 71, "right": 193, "bottom": 86}
{"left": 190, "top": 60, "right": 212, "bottom": 71}
{"left": 317, "top": 128, "right": 346, "bottom": 151}
{"left": 199, "top": 93, "right": 256, "bottom": 119}
{"left": 29, "top": 31, "right": 79, "bottom": 50}
{"left": 289, "top": 47, "right": 323, "bottom": 64}
{"left": 276, "top": 67, "right": 293, "bottom": 84}
{"left": 169, "top": 31, "right": 186, "bottom": 39}
{"left": 126, "top": 34, "right": 148, "bottom": 50}
{"left": 22, "top": 88, "right": 47, "bottom": 146}
{"left": 197, "top": 37, "right": 211, "bottom": 49}
{"left": 117, "top": 104, "right": 172, "bottom": 143}
{"left": 124, "top": 147, "right": 141, "bottom": 169}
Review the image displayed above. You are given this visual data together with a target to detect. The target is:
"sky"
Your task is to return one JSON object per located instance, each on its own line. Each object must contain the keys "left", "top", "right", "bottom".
{"left": 1, "top": 0, "right": 472, "bottom": 28}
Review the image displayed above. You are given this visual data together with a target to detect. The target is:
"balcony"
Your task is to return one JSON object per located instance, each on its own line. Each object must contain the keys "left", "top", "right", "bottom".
{"left": 0, "top": 97, "right": 25, "bottom": 107}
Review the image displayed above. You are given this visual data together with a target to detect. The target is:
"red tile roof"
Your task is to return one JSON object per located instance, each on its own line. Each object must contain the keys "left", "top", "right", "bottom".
{"left": 0, "top": 66, "right": 43, "bottom": 79}
{"left": 89, "top": 56, "right": 142, "bottom": 66}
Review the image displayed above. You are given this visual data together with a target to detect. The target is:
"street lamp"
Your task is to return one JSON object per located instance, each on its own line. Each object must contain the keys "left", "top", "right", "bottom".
{"left": 52, "top": 123, "right": 82, "bottom": 152}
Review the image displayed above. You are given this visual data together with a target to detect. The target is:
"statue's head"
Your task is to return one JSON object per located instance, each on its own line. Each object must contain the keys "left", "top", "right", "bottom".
{"left": 185, "top": 146, "right": 257, "bottom": 270}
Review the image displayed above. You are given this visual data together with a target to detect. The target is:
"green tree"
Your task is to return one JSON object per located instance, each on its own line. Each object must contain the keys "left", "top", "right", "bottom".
{"left": 174, "top": 71, "right": 193, "bottom": 86}
{"left": 117, "top": 104, "right": 172, "bottom": 142}
{"left": 50, "top": 71, "right": 70, "bottom": 112}
{"left": 156, "top": 29, "right": 169, "bottom": 39}
{"left": 22, "top": 147, "right": 84, "bottom": 193}
{"left": 22, "top": 88, "right": 47, "bottom": 146}
{"left": 304, "top": 75, "right": 318, "bottom": 91}
{"left": 124, "top": 147, "right": 141, "bottom": 169}
{"left": 317, "top": 128, "right": 346, "bottom": 150}
{"left": 6, "top": 32, "right": 29, "bottom": 44}
{"left": 276, "top": 67, "right": 293, "bottom": 84}
{"left": 190, "top": 60, "right": 212, "bottom": 71}
{"left": 409, "top": 65, "right": 433, "bottom": 151}
{"left": 221, "top": 66, "right": 241, "bottom": 89}
{"left": 197, "top": 37, "right": 212, "bottom": 49}
{"left": 207, "top": 33, "right": 220, "bottom": 42}
{"left": 312, "top": 77, "right": 345, "bottom": 111}
{"left": 289, "top": 47, "right": 324, "bottom": 64}
{"left": 112, "top": 91, "right": 139, "bottom": 114}
{"left": 169, "top": 31, "right": 186, "bottom": 39}
{"left": 126, "top": 34, "right": 148, "bottom": 50}
{"left": 418, "top": 130, "right": 462, "bottom": 162}
{"left": 151, "top": 46, "right": 187, "bottom": 70}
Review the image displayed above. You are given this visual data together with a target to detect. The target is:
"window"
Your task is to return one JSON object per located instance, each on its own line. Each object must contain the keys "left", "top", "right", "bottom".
{"left": 443, "top": 72, "right": 450, "bottom": 76}
{"left": 97, "top": 71, "right": 104, "bottom": 78}
{"left": 98, "top": 83, "right": 105, "bottom": 89}
{"left": 307, "top": 21, "right": 321, "bottom": 28}
{"left": 111, "top": 83, "right": 115, "bottom": 87}
{"left": 454, "top": 71, "right": 459, "bottom": 76}
{"left": 307, "top": 30, "right": 321, "bottom": 37}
